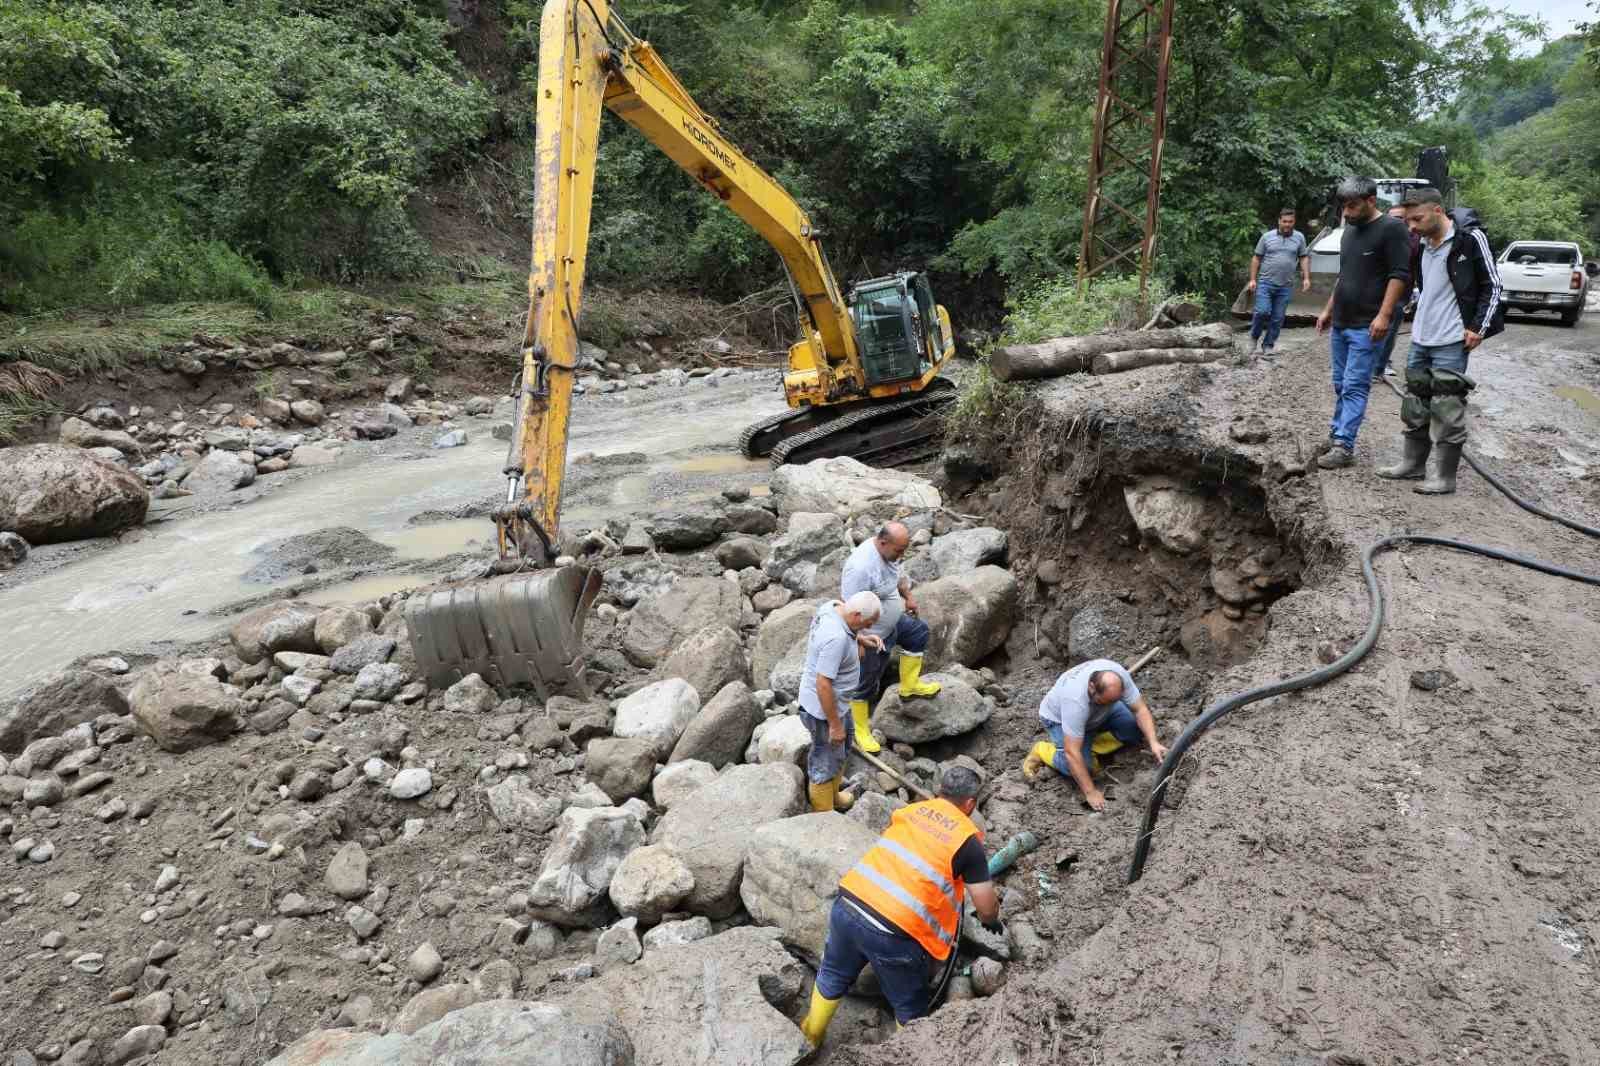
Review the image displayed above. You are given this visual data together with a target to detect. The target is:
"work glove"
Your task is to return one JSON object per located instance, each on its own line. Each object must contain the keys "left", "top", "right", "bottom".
{"left": 980, "top": 918, "right": 1006, "bottom": 937}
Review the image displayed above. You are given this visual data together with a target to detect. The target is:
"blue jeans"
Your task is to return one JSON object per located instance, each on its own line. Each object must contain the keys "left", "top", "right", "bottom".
{"left": 1044, "top": 702, "right": 1143, "bottom": 778}
{"left": 1328, "top": 326, "right": 1379, "bottom": 448}
{"left": 853, "top": 613, "right": 931, "bottom": 700}
{"left": 816, "top": 896, "right": 934, "bottom": 1023}
{"left": 1249, "top": 281, "right": 1292, "bottom": 348}
{"left": 802, "top": 710, "right": 851, "bottom": 785}
{"left": 1406, "top": 339, "right": 1468, "bottom": 375}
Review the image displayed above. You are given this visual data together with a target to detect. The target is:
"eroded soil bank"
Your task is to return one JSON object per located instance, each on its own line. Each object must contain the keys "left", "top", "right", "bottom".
{"left": 852, "top": 320, "right": 1600, "bottom": 1066}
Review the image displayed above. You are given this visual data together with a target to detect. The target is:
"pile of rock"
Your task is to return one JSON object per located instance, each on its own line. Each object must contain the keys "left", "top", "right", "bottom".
{"left": 574, "top": 361, "right": 744, "bottom": 396}
{"left": 0, "top": 456, "right": 1026, "bottom": 1066}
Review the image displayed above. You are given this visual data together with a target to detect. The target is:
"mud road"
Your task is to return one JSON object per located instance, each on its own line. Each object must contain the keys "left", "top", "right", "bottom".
{"left": 858, "top": 309, "right": 1600, "bottom": 1066}
{"left": 0, "top": 370, "right": 787, "bottom": 700}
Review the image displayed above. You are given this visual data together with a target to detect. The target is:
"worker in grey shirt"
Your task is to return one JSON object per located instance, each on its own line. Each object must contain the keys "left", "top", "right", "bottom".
{"left": 1247, "top": 207, "right": 1311, "bottom": 356}
{"left": 798, "top": 591, "right": 883, "bottom": 813}
{"left": 1021, "top": 659, "right": 1167, "bottom": 811}
{"left": 839, "top": 521, "right": 940, "bottom": 756}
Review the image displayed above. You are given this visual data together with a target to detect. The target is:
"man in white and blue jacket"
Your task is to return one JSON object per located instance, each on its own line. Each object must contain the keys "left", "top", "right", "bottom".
{"left": 1375, "top": 186, "right": 1503, "bottom": 495}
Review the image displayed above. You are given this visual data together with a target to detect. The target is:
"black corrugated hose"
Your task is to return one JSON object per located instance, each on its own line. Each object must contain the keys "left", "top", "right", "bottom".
{"left": 1126, "top": 442, "right": 1600, "bottom": 884}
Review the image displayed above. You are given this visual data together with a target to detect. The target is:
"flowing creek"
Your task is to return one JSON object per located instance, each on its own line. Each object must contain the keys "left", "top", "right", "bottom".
{"left": 0, "top": 381, "right": 784, "bottom": 698}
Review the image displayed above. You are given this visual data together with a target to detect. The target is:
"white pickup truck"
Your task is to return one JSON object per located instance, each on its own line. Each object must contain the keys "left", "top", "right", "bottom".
{"left": 1497, "top": 241, "right": 1593, "bottom": 327}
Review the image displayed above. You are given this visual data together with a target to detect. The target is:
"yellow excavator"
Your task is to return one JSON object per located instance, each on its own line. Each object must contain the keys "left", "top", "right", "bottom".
{"left": 405, "top": 0, "right": 956, "bottom": 695}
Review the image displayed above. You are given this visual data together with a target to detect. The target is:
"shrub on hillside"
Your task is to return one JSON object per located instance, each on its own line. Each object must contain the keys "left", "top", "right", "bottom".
{"left": 0, "top": 0, "right": 491, "bottom": 309}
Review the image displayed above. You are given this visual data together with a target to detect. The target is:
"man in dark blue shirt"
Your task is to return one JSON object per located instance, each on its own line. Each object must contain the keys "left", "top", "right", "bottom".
{"left": 1314, "top": 177, "right": 1412, "bottom": 469}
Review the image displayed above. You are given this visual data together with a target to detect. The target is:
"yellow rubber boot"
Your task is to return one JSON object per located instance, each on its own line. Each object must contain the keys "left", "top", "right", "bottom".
{"left": 832, "top": 774, "right": 855, "bottom": 811}
{"left": 808, "top": 779, "right": 836, "bottom": 814}
{"left": 897, "top": 652, "right": 942, "bottom": 698}
{"left": 1092, "top": 732, "right": 1123, "bottom": 756}
{"left": 799, "top": 985, "right": 842, "bottom": 1047}
{"left": 850, "top": 699, "right": 881, "bottom": 754}
{"left": 1021, "top": 740, "right": 1058, "bottom": 782}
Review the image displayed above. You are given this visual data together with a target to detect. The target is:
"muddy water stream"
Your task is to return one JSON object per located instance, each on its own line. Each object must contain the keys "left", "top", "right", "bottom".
{"left": 1, "top": 382, "right": 784, "bottom": 698}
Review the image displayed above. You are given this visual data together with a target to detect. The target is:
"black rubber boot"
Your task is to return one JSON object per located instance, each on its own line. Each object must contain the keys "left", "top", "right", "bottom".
{"left": 1375, "top": 436, "right": 1431, "bottom": 480}
{"left": 1415, "top": 442, "right": 1462, "bottom": 495}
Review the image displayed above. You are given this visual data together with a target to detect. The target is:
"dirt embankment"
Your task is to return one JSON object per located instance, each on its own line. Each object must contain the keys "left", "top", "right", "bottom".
{"left": 852, "top": 323, "right": 1600, "bottom": 1066}
{"left": 2, "top": 311, "right": 1596, "bottom": 1066}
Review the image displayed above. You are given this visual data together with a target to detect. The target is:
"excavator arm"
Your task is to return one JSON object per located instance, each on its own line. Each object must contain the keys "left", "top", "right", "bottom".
{"left": 497, "top": 0, "right": 865, "bottom": 565}
{"left": 408, "top": 0, "right": 954, "bottom": 698}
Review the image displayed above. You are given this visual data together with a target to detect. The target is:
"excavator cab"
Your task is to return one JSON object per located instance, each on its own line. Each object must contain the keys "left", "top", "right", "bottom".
{"left": 848, "top": 272, "right": 943, "bottom": 385}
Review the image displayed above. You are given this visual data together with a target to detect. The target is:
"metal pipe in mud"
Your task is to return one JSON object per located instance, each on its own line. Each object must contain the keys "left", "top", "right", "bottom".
{"left": 1127, "top": 458, "right": 1600, "bottom": 884}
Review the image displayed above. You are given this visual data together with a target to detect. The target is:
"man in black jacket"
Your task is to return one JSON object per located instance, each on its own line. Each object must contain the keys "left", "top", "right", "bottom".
{"left": 1314, "top": 177, "right": 1412, "bottom": 469}
{"left": 1375, "top": 187, "right": 1503, "bottom": 494}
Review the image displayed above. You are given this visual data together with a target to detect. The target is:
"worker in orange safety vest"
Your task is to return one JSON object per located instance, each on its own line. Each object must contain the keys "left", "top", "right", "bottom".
{"left": 798, "top": 766, "right": 1002, "bottom": 1045}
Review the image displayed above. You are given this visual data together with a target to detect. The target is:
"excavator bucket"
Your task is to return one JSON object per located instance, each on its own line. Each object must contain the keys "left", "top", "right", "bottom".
{"left": 405, "top": 565, "right": 602, "bottom": 699}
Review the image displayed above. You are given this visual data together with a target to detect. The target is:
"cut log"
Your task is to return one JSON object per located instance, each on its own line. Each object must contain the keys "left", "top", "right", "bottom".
{"left": 1091, "top": 347, "right": 1230, "bottom": 375}
{"left": 991, "top": 322, "right": 1233, "bottom": 382}
{"left": 1140, "top": 299, "right": 1204, "bottom": 330}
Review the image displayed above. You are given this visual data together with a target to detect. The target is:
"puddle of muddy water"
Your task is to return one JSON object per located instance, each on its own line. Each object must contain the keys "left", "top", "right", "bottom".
{"left": 300, "top": 572, "right": 433, "bottom": 606}
{"left": 1554, "top": 386, "right": 1600, "bottom": 416}
{"left": 672, "top": 453, "right": 770, "bottom": 475}
{"left": 380, "top": 519, "right": 489, "bottom": 558}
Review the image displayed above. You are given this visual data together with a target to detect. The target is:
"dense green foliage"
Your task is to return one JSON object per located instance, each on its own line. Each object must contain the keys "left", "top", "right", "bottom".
{"left": 3, "top": 0, "right": 1592, "bottom": 321}
{"left": 1, "top": 0, "right": 490, "bottom": 310}
{"left": 1474, "top": 46, "right": 1600, "bottom": 251}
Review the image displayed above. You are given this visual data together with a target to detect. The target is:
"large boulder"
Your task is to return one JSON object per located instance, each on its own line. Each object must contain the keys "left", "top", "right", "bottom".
{"left": 767, "top": 642, "right": 811, "bottom": 703}
{"left": 668, "top": 682, "right": 758, "bottom": 768}
{"left": 714, "top": 537, "right": 767, "bottom": 571}
{"left": 914, "top": 566, "right": 1018, "bottom": 668}
{"left": 871, "top": 674, "right": 993, "bottom": 743}
{"left": 0, "top": 444, "right": 148, "bottom": 544}
{"left": 928, "top": 527, "right": 1008, "bottom": 575}
{"left": 0, "top": 669, "right": 129, "bottom": 754}
{"left": 806, "top": 545, "right": 852, "bottom": 599}
{"left": 231, "top": 602, "right": 323, "bottom": 665}
{"left": 763, "top": 513, "right": 850, "bottom": 589}
{"left": 756, "top": 714, "right": 811, "bottom": 767}
{"left": 542, "top": 927, "right": 810, "bottom": 1066}
{"left": 612, "top": 679, "right": 699, "bottom": 761}
{"left": 607, "top": 844, "right": 695, "bottom": 925}
{"left": 392, "top": 984, "right": 480, "bottom": 1036}
{"left": 650, "top": 760, "right": 718, "bottom": 809}
{"left": 129, "top": 662, "right": 246, "bottom": 752}
{"left": 184, "top": 449, "right": 256, "bottom": 494}
{"left": 770, "top": 456, "right": 941, "bottom": 519}
{"left": 740, "top": 813, "right": 878, "bottom": 964}
{"left": 646, "top": 510, "right": 724, "bottom": 552}
{"left": 622, "top": 578, "right": 742, "bottom": 668}
{"left": 650, "top": 762, "right": 805, "bottom": 918}
{"left": 658, "top": 625, "right": 748, "bottom": 702}
{"left": 1123, "top": 476, "right": 1210, "bottom": 555}
{"left": 750, "top": 599, "right": 820, "bottom": 693}
{"left": 483, "top": 775, "right": 563, "bottom": 834}
{"left": 724, "top": 503, "right": 778, "bottom": 536}
{"left": 528, "top": 806, "right": 646, "bottom": 927}
{"left": 314, "top": 607, "right": 373, "bottom": 653}
{"left": 585, "top": 737, "right": 658, "bottom": 804}
{"left": 59, "top": 416, "right": 142, "bottom": 455}
{"left": 263, "top": 1000, "right": 634, "bottom": 1066}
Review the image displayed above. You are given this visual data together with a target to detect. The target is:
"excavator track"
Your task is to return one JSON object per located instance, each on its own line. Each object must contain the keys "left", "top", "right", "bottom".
{"left": 766, "top": 378, "right": 957, "bottom": 469}
{"left": 738, "top": 405, "right": 844, "bottom": 459}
